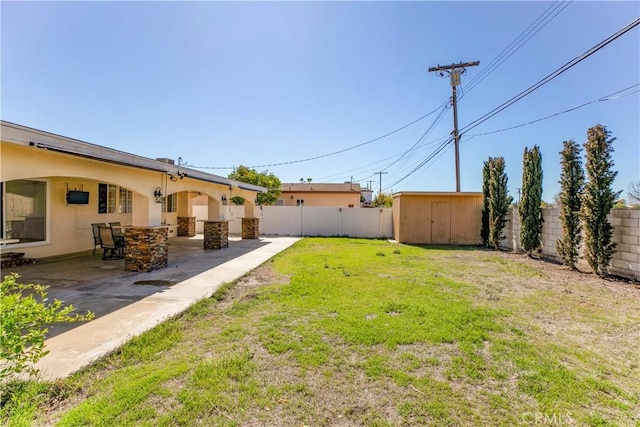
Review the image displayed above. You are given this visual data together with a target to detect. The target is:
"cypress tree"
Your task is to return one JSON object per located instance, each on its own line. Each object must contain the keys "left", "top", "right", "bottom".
{"left": 556, "top": 140, "right": 584, "bottom": 269}
{"left": 581, "top": 125, "right": 621, "bottom": 276}
{"left": 488, "top": 157, "right": 513, "bottom": 250}
{"left": 481, "top": 158, "right": 491, "bottom": 246}
{"left": 519, "top": 145, "right": 543, "bottom": 256}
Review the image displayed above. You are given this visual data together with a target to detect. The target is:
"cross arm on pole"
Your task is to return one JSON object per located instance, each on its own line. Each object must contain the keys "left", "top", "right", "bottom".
{"left": 428, "top": 61, "right": 480, "bottom": 73}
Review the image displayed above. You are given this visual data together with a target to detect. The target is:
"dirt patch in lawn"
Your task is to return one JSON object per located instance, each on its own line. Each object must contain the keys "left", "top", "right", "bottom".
{"left": 450, "top": 250, "right": 640, "bottom": 389}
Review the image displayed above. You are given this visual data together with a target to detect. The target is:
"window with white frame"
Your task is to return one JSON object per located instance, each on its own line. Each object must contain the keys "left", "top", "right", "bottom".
{"left": 98, "top": 183, "right": 116, "bottom": 214}
{"left": 99, "top": 183, "right": 132, "bottom": 214}
{"left": 1, "top": 179, "right": 47, "bottom": 243}
{"left": 118, "top": 187, "right": 132, "bottom": 213}
{"left": 296, "top": 199, "right": 304, "bottom": 206}
{"left": 163, "top": 193, "right": 177, "bottom": 213}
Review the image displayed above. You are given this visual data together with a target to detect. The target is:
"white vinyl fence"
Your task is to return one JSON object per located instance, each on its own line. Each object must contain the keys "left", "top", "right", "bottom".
{"left": 192, "top": 205, "right": 393, "bottom": 238}
{"left": 258, "top": 206, "right": 393, "bottom": 238}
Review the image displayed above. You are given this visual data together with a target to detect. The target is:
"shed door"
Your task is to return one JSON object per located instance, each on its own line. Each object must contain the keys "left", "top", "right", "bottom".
{"left": 431, "top": 202, "right": 451, "bottom": 244}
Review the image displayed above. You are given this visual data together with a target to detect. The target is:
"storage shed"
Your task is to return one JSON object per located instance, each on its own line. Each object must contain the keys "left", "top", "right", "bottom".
{"left": 392, "top": 192, "right": 483, "bottom": 245}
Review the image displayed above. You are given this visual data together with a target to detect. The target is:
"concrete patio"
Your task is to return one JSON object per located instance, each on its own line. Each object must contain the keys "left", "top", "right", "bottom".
{"left": 3, "top": 235, "right": 300, "bottom": 380}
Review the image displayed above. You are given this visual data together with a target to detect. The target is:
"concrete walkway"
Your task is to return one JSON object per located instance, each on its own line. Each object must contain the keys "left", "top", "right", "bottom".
{"left": 22, "top": 236, "right": 300, "bottom": 380}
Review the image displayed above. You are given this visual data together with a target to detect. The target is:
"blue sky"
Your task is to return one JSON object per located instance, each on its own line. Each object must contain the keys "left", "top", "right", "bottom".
{"left": 2, "top": 1, "right": 638, "bottom": 201}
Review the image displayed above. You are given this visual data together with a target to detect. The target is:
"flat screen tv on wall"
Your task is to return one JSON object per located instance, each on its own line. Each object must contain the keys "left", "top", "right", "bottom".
{"left": 67, "top": 190, "right": 90, "bottom": 205}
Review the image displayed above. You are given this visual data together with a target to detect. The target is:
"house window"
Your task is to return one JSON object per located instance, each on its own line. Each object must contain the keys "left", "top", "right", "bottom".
{"left": 99, "top": 183, "right": 132, "bottom": 214}
{"left": 348, "top": 204, "right": 354, "bottom": 208}
{"left": 296, "top": 199, "right": 304, "bottom": 206}
{"left": 163, "top": 193, "right": 177, "bottom": 213}
{"left": 98, "top": 183, "right": 117, "bottom": 214}
{"left": 275, "top": 198, "right": 285, "bottom": 206}
{"left": 2, "top": 179, "right": 47, "bottom": 243}
{"left": 118, "top": 187, "right": 132, "bottom": 213}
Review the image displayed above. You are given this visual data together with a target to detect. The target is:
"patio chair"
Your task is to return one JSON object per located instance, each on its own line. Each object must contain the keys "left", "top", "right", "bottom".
{"left": 91, "top": 223, "right": 107, "bottom": 256}
{"left": 98, "top": 225, "right": 125, "bottom": 260}
{"left": 109, "top": 221, "right": 124, "bottom": 238}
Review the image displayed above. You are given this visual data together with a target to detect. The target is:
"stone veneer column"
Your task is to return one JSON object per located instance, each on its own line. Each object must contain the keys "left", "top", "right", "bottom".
{"left": 242, "top": 217, "right": 260, "bottom": 239}
{"left": 177, "top": 216, "right": 196, "bottom": 237}
{"left": 204, "top": 221, "right": 229, "bottom": 250}
{"left": 124, "top": 227, "right": 168, "bottom": 272}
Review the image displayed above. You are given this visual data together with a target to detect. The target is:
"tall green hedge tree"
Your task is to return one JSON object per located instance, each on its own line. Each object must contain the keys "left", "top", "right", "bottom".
{"left": 481, "top": 159, "right": 491, "bottom": 246}
{"left": 519, "top": 146, "right": 543, "bottom": 256}
{"left": 556, "top": 140, "right": 584, "bottom": 269}
{"left": 581, "top": 125, "right": 621, "bottom": 276}
{"left": 488, "top": 157, "right": 513, "bottom": 250}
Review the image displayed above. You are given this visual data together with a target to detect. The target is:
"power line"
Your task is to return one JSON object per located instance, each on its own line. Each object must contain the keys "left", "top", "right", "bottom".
{"left": 384, "top": 138, "right": 453, "bottom": 189}
{"left": 315, "top": 132, "right": 452, "bottom": 183}
{"left": 465, "top": 83, "right": 639, "bottom": 138}
{"left": 322, "top": 83, "right": 638, "bottom": 187}
{"left": 461, "top": 1, "right": 572, "bottom": 98}
{"left": 386, "top": 140, "right": 454, "bottom": 191}
{"left": 460, "top": 17, "right": 640, "bottom": 136}
{"left": 187, "top": 106, "right": 444, "bottom": 170}
{"left": 380, "top": 104, "right": 449, "bottom": 172}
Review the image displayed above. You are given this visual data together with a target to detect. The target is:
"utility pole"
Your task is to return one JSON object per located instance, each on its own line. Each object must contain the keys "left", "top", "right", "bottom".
{"left": 366, "top": 180, "right": 375, "bottom": 190}
{"left": 428, "top": 61, "right": 480, "bottom": 192}
{"left": 375, "top": 171, "right": 388, "bottom": 194}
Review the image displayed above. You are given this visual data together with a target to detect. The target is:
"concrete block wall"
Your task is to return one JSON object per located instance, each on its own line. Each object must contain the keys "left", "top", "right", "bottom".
{"left": 609, "top": 209, "right": 640, "bottom": 279}
{"left": 502, "top": 207, "right": 640, "bottom": 280}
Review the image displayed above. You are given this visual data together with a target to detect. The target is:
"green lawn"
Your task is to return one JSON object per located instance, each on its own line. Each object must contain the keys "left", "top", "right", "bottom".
{"left": 2, "top": 238, "right": 639, "bottom": 426}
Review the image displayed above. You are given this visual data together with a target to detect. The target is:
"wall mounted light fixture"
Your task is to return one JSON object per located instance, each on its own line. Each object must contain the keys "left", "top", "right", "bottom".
{"left": 154, "top": 187, "right": 163, "bottom": 203}
{"left": 221, "top": 195, "right": 228, "bottom": 205}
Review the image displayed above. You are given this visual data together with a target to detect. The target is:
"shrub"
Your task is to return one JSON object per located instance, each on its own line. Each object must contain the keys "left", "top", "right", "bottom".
{"left": 0, "top": 274, "right": 94, "bottom": 380}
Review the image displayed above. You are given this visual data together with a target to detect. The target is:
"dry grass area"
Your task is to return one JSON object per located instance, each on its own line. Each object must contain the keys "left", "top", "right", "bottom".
{"left": 3, "top": 238, "right": 640, "bottom": 426}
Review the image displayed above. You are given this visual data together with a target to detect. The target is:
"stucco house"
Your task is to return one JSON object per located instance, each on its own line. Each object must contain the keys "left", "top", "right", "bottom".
{"left": 0, "top": 121, "right": 265, "bottom": 263}
{"left": 278, "top": 182, "right": 362, "bottom": 208}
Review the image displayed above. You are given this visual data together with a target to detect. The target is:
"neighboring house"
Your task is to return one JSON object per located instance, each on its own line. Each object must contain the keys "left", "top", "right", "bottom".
{"left": 278, "top": 183, "right": 362, "bottom": 208}
{"left": 0, "top": 121, "right": 265, "bottom": 259}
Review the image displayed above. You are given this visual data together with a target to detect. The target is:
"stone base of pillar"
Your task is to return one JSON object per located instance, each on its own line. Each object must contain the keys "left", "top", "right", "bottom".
{"left": 204, "top": 221, "right": 229, "bottom": 250}
{"left": 177, "top": 216, "right": 196, "bottom": 237}
{"left": 124, "top": 227, "right": 168, "bottom": 272}
{"left": 242, "top": 217, "right": 260, "bottom": 239}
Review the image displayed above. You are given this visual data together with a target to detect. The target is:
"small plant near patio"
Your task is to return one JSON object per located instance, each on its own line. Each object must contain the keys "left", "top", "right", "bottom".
{"left": 376, "top": 251, "right": 386, "bottom": 257}
{"left": 393, "top": 249, "right": 401, "bottom": 255}
{"left": 0, "top": 274, "right": 94, "bottom": 380}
